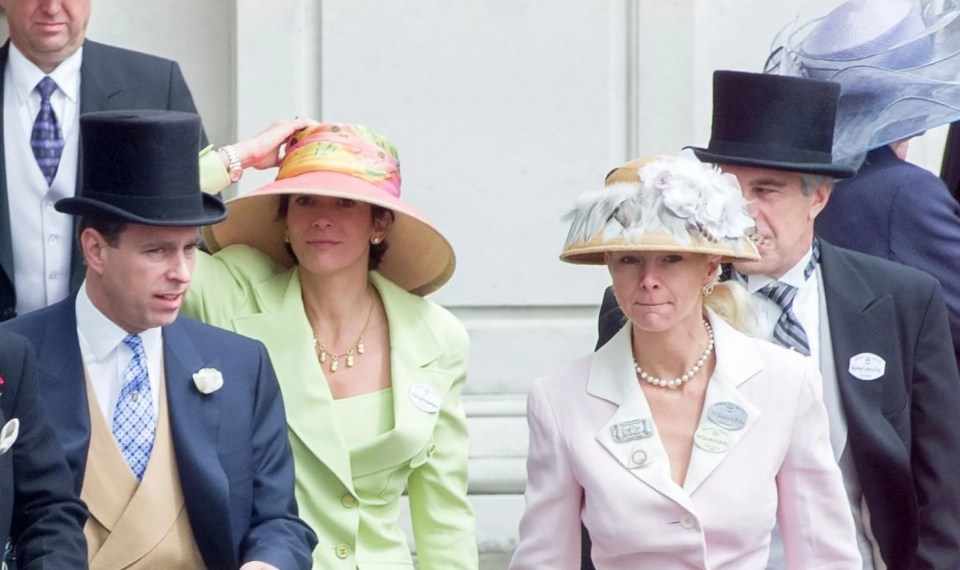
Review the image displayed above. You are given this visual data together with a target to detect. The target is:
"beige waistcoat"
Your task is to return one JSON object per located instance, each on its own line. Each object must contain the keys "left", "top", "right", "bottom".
{"left": 81, "top": 367, "right": 206, "bottom": 570}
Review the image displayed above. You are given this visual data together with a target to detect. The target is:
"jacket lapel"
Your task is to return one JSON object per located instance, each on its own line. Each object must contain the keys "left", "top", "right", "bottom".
{"left": 162, "top": 318, "right": 234, "bottom": 569}
{"left": 589, "top": 325, "right": 694, "bottom": 511}
{"left": 819, "top": 242, "right": 885, "bottom": 425}
{"left": 349, "top": 273, "right": 456, "bottom": 476}
{"left": 682, "top": 314, "right": 762, "bottom": 495}
{"left": 230, "top": 268, "right": 356, "bottom": 494}
{"left": 589, "top": 313, "right": 763, "bottom": 506}
{"left": 35, "top": 297, "right": 91, "bottom": 493}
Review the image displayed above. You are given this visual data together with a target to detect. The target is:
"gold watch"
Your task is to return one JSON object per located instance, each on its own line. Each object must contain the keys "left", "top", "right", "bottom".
{"left": 221, "top": 145, "right": 243, "bottom": 183}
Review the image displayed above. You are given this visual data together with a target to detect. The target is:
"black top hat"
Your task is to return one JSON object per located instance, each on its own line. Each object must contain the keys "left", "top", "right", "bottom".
{"left": 689, "top": 71, "right": 856, "bottom": 178}
{"left": 56, "top": 110, "right": 227, "bottom": 225}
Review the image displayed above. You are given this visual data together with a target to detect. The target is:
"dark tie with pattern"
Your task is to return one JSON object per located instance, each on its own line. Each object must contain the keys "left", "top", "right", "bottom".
{"left": 31, "top": 76, "right": 65, "bottom": 186}
{"left": 756, "top": 239, "right": 822, "bottom": 356}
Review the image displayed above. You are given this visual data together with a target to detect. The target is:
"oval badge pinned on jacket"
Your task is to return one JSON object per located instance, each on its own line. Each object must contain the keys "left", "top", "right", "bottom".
{"left": 848, "top": 352, "right": 885, "bottom": 381}
{"left": 409, "top": 384, "right": 441, "bottom": 413}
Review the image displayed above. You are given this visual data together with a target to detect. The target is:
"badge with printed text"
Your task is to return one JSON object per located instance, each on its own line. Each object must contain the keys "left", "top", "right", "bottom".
{"left": 848, "top": 353, "right": 885, "bottom": 381}
{"left": 707, "top": 402, "right": 748, "bottom": 430}
{"left": 409, "top": 384, "right": 442, "bottom": 413}
{"left": 611, "top": 418, "right": 654, "bottom": 443}
{"left": 694, "top": 425, "right": 733, "bottom": 453}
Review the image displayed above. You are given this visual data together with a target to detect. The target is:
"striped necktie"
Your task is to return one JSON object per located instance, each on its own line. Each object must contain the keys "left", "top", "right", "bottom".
{"left": 31, "top": 76, "right": 65, "bottom": 186}
{"left": 757, "top": 239, "right": 821, "bottom": 356}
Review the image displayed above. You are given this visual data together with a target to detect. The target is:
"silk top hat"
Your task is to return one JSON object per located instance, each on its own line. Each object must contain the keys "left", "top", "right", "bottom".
{"left": 561, "top": 150, "right": 760, "bottom": 265}
{"left": 690, "top": 71, "right": 856, "bottom": 178}
{"left": 203, "top": 123, "right": 456, "bottom": 296}
{"left": 56, "top": 110, "right": 227, "bottom": 226}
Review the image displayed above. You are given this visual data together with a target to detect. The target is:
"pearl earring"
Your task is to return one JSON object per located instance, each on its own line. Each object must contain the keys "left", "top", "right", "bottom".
{"left": 371, "top": 237, "right": 382, "bottom": 245}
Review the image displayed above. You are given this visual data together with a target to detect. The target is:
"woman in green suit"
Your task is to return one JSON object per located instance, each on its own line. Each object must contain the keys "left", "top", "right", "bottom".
{"left": 183, "top": 123, "right": 477, "bottom": 569}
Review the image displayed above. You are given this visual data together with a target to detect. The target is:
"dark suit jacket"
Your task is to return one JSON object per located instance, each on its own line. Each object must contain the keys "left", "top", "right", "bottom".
{"left": 818, "top": 145, "right": 960, "bottom": 369}
{"left": 942, "top": 122, "right": 960, "bottom": 201}
{"left": 1, "top": 299, "right": 318, "bottom": 570}
{"left": 587, "top": 241, "right": 960, "bottom": 570}
{"left": 0, "top": 330, "right": 86, "bottom": 568}
{"left": 0, "top": 39, "right": 207, "bottom": 321}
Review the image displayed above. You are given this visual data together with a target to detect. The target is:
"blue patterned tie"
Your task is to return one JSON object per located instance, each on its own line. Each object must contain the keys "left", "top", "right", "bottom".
{"left": 112, "top": 334, "right": 155, "bottom": 480}
{"left": 31, "top": 76, "right": 65, "bottom": 186}
{"left": 757, "top": 239, "right": 822, "bottom": 356}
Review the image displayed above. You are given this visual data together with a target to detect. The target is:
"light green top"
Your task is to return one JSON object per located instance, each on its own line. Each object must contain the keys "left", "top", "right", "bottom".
{"left": 334, "top": 388, "right": 395, "bottom": 450}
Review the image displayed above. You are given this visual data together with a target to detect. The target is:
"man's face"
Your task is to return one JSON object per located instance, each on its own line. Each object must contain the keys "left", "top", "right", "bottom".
{"left": 1, "top": 0, "right": 91, "bottom": 73}
{"left": 723, "top": 165, "right": 830, "bottom": 280}
{"left": 83, "top": 224, "right": 200, "bottom": 334}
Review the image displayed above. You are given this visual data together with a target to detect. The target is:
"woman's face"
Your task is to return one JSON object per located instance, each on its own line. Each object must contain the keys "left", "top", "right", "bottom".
{"left": 285, "top": 195, "right": 389, "bottom": 275}
{"left": 606, "top": 251, "right": 719, "bottom": 333}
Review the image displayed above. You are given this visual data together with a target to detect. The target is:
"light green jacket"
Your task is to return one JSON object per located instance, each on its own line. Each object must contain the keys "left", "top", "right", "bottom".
{"left": 183, "top": 244, "right": 478, "bottom": 570}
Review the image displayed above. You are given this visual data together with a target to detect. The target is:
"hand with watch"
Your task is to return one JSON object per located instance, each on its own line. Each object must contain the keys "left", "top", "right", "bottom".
{"left": 217, "top": 117, "right": 318, "bottom": 182}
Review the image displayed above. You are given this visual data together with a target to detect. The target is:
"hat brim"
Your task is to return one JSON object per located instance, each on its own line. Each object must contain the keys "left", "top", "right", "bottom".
{"left": 688, "top": 147, "right": 857, "bottom": 178}
{"left": 56, "top": 193, "right": 227, "bottom": 226}
{"left": 204, "top": 171, "right": 455, "bottom": 296}
{"left": 560, "top": 232, "right": 761, "bottom": 265}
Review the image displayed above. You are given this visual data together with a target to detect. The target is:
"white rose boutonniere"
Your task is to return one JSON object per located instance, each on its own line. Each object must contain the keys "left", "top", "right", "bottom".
{"left": 193, "top": 368, "right": 224, "bottom": 394}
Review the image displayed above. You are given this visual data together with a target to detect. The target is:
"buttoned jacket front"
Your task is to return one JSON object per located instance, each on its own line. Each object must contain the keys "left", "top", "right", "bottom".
{"left": 184, "top": 244, "right": 478, "bottom": 570}
{"left": 511, "top": 312, "right": 860, "bottom": 570}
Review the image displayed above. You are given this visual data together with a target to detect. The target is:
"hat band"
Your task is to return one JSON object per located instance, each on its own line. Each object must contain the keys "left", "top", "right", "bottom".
{"left": 278, "top": 131, "right": 402, "bottom": 198}
{"left": 82, "top": 190, "right": 207, "bottom": 221}
{"left": 706, "top": 140, "right": 834, "bottom": 166}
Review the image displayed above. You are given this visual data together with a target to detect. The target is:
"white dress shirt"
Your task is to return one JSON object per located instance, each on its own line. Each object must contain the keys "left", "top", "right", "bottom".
{"left": 76, "top": 281, "right": 162, "bottom": 424}
{"left": 4, "top": 42, "right": 82, "bottom": 316}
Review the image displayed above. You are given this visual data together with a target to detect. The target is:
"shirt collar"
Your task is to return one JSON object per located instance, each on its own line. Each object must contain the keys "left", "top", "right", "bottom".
{"left": 745, "top": 246, "right": 814, "bottom": 293}
{"left": 8, "top": 41, "right": 83, "bottom": 106}
{"left": 76, "top": 280, "right": 163, "bottom": 361}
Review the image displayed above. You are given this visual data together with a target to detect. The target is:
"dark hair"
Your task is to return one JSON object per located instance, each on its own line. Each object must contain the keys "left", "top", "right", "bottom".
{"left": 276, "top": 195, "right": 394, "bottom": 269}
{"left": 77, "top": 215, "right": 128, "bottom": 247}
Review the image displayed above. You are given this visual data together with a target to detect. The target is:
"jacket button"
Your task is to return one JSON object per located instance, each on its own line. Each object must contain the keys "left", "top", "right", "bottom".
{"left": 679, "top": 514, "right": 696, "bottom": 530}
{"left": 340, "top": 494, "right": 357, "bottom": 508}
{"left": 427, "top": 443, "right": 437, "bottom": 456}
{"left": 335, "top": 544, "right": 350, "bottom": 559}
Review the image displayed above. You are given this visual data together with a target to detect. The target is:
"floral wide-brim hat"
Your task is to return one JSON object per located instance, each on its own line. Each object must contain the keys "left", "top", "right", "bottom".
{"left": 560, "top": 149, "right": 760, "bottom": 264}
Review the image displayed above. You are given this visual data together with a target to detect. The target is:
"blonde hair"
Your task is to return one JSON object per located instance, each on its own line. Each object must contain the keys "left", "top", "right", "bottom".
{"left": 704, "top": 280, "right": 756, "bottom": 335}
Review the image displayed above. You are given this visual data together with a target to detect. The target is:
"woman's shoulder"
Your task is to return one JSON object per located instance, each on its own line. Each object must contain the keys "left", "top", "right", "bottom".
{"left": 209, "top": 244, "right": 284, "bottom": 277}
{"left": 374, "top": 272, "right": 469, "bottom": 347}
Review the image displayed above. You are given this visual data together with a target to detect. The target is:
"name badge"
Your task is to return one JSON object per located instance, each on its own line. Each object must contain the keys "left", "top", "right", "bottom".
{"left": 848, "top": 353, "right": 885, "bottom": 381}
{"left": 611, "top": 418, "right": 654, "bottom": 443}
{"left": 409, "top": 384, "right": 441, "bottom": 414}
{"left": 707, "top": 402, "right": 748, "bottom": 430}
{"left": 694, "top": 426, "right": 732, "bottom": 453}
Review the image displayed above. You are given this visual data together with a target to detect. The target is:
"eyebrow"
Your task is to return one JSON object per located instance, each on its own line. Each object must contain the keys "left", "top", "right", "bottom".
{"left": 749, "top": 178, "right": 789, "bottom": 187}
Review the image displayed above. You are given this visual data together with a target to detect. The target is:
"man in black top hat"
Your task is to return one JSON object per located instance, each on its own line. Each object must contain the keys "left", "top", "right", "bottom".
{"left": 0, "top": 109, "right": 316, "bottom": 569}
{"left": 585, "top": 71, "right": 960, "bottom": 570}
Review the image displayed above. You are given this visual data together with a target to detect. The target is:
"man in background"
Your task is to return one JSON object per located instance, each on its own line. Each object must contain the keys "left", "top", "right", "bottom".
{"left": 0, "top": 0, "right": 206, "bottom": 320}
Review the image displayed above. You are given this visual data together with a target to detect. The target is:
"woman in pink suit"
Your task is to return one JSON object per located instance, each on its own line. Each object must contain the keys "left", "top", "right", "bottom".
{"left": 510, "top": 152, "right": 860, "bottom": 569}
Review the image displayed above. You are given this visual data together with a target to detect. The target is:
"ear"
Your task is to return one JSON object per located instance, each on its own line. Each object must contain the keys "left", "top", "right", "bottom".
{"left": 371, "top": 212, "right": 393, "bottom": 242}
{"left": 80, "top": 228, "right": 109, "bottom": 276}
{"left": 808, "top": 182, "right": 832, "bottom": 220}
{"left": 703, "top": 255, "right": 722, "bottom": 286}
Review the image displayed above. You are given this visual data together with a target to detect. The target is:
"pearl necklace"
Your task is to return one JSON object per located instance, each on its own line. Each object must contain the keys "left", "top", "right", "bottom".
{"left": 634, "top": 320, "right": 714, "bottom": 389}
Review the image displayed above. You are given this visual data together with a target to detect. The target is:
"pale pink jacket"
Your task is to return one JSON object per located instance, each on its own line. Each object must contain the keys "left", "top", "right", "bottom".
{"left": 510, "top": 311, "right": 860, "bottom": 570}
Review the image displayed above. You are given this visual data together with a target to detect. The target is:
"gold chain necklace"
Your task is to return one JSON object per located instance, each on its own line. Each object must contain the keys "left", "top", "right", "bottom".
{"left": 313, "top": 299, "right": 376, "bottom": 373}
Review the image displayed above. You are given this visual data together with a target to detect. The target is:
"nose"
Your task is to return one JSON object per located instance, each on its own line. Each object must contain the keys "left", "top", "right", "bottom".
{"left": 637, "top": 269, "right": 661, "bottom": 290}
{"left": 167, "top": 252, "right": 193, "bottom": 283}
{"left": 311, "top": 208, "right": 334, "bottom": 228}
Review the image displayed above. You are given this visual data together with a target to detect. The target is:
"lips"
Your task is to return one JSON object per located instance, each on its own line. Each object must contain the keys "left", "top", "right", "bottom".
{"left": 154, "top": 293, "right": 184, "bottom": 310}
